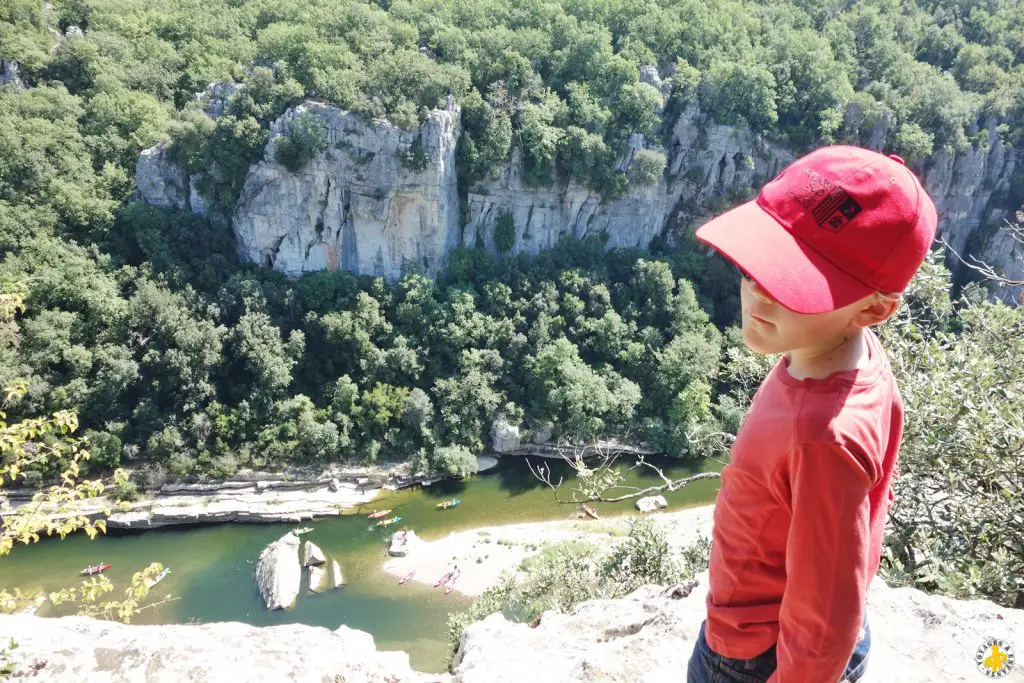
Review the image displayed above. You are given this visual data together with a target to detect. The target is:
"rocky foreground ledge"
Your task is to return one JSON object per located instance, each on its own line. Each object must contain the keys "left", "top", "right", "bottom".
{"left": 0, "top": 615, "right": 450, "bottom": 683}
{"left": 4, "top": 565, "right": 1023, "bottom": 682}
{"left": 454, "top": 570, "right": 1024, "bottom": 683}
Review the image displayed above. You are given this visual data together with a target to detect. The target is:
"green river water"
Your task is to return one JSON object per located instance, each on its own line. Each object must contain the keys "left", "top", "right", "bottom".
{"left": 0, "top": 455, "right": 722, "bottom": 672}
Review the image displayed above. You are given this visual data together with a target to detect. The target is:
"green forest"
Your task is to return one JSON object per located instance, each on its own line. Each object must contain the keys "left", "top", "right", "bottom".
{"left": 2, "top": 0, "right": 1023, "bottom": 482}
{"left": 1, "top": 0, "right": 1023, "bottom": 606}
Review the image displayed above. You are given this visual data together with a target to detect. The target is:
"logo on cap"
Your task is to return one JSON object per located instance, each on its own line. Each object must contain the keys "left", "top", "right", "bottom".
{"left": 784, "top": 169, "right": 862, "bottom": 233}
{"left": 813, "top": 188, "right": 862, "bottom": 232}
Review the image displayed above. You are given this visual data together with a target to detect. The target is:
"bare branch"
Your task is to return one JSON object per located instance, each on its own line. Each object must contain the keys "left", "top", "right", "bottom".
{"left": 939, "top": 228, "right": 1024, "bottom": 288}
{"left": 526, "top": 436, "right": 723, "bottom": 505}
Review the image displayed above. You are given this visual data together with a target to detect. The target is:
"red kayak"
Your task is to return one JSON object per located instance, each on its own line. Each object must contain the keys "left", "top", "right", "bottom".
{"left": 433, "top": 571, "right": 453, "bottom": 587}
{"left": 80, "top": 563, "right": 110, "bottom": 576}
{"left": 444, "top": 578, "right": 457, "bottom": 595}
{"left": 399, "top": 570, "right": 416, "bottom": 585}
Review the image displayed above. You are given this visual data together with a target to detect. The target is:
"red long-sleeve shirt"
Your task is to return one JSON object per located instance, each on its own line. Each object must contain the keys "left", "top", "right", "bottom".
{"left": 705, "top": 329, "right": 901, "bottom": 682}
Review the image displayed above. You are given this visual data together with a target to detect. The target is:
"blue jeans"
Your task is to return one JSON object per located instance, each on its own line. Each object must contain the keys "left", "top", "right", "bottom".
{"left": 686, "top": 617, "right": 870, "bottom": 683}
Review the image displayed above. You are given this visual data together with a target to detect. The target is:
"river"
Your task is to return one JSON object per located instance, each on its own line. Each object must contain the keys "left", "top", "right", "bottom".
{"left": 0, "top": 454, "right": 721, "bottom": 672}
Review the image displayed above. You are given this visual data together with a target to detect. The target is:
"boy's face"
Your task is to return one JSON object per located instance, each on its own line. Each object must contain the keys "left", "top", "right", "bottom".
{"left": 739, "top": 277, "right": 876, "bottom": 355}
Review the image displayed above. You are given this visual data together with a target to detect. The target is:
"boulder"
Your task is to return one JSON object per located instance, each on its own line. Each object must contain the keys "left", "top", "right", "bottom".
{"left": 331, "top": 559, "right": 344, "bottom": 588}
{"left": 0, "top": 614, "right": 451, "bottom": 682}
{"left": 329, "top": 477, "right": 341, "bottom": 492}
{"left": 490, "top": 415, "right": 521, "bottom": 454}
{"left": 308, "top": 564, "right": 327, "bottom": 593}
{"left": 531, "top": 422, "right": 553, "bottom": 445}
{"left": 635, "top": 495, "right": 668, "bottom": 513}
{"left": 303, "top": 540, "right": 326, "bottom": 567}
{"left": 389, "top": 530, "right": 412, "bottom": 557}
{"left": 254, "top": 532, "right": 301, "bottom": 610}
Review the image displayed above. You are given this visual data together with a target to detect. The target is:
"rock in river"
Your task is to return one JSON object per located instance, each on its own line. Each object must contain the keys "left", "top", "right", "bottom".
{"left": 254, "top": 532, "right": 301, "bottom": 610}
{"left": 389, "top": 530, "right": 413, "bottom": 557}
{"left": 303, "top": 540, "right": 326, "bottom": 567}
{"left": 331, "top": 559, "right": 344, "bottom": 588}
{"left": 636, "top": 495, "right": 668, "bottom": 513}
{"left": 308, "top": 564, "right": 328, "bottom": 593}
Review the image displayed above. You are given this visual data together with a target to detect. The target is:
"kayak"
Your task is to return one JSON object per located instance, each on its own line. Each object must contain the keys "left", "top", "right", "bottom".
{"left": 292, "top": 526, "right": 313, "bottom": 534}
{"left": 80, "top": 563, "right": 110, "bottom": 576}
{"left": 581, "top": 504, "right": 599, "bottom": 520}
{"left": 376, "top": 516, "right": 401, "bottom": 527}
{"left": 444, "top": 578, "right": 457, "bottom": 595}
{"left": 144, "top": 568, "right": 171, "bottom": 589}
{"left": 367, "top": 509, "right": 392, "bottom": 519}
{"left": 399, "top": 570, "right": 416, "bottom": 585}
{"left": 433, "top": 571, "right": 453, "bottom": 587}
{"left": 436, "top": 499, "right": 461, "bottom": 509}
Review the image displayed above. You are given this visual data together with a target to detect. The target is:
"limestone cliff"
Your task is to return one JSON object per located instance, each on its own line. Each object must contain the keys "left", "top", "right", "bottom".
{"left": 465, "top": 105, "right": 793, "bottom": 259}
{"left": 232, "top": 100, "right": 462, "bottom": 280}
{"left": 135, "top": 80, "right": 1019, "bottom": 297}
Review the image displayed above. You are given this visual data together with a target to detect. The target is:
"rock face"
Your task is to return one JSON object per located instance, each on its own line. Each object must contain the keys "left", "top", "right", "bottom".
{"left": 302, "top": 540, "right": 326, "bottom": 567}
{"left": 231, "top": 100, "right": 462, "bottom": 280}
{"left": 136, "top": 83, "right": 1020, "bottom": 302}
{"left": 490, "top": 415, "right": 521, "bottom": 454}
{"left": 0, "top": 614, "right": 450, "bottom": 683}
{"left": 254, "top": 532, "right": 301, "bottom": 610}
{"left": 136, "top": 146, "right": 189, "bottom": 212}
{"left": 636, "top": 495, "right": 668, "bottom": 513}
{"left": 452, "top": 571, "right": 1024, "bottom": 683}
{"left": 0, "top": 60, "right": 25, "bottom": 91}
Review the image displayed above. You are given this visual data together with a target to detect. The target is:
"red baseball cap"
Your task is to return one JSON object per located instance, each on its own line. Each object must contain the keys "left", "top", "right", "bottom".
{"left": 695, "top": 145, "right": 938, "bottom": 314}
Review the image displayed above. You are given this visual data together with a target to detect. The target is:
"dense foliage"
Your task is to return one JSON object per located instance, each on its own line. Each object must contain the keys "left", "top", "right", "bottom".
{"left": 0, "top": 293, "right": 163, "bottom": 620}
{"left": 876, "top": 255, "right": 1024, "bottom": 608}
{"left": 5, "top": 0, "right": 1023, "bottom": 210}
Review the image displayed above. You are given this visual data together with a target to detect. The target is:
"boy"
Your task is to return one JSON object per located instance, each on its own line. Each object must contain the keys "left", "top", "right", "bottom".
{"left": 686, "top": 146, "right": 937, "bottom": 683}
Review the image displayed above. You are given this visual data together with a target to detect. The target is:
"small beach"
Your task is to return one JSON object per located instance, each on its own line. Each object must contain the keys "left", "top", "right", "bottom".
{"left": 382, "top": 503, "right": 716, "bottom": 596}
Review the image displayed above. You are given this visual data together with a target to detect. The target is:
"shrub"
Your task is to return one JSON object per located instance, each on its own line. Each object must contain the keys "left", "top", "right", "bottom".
{"left": 446, "top": 517, "right": 705, "bottom": 661}
{"left": 274, "top": 112, "right": 328, "bottom": 172}
{"left": 398, "top": 137, "right": 430, "bottom": 172}
{"left": 495, "top": 212, "right": 516, "bottom": 254}
{"left": 114, "top": 480, "right": 139, "bottom": 502}
{"left": 628, "top": 149, "right": 667, "bottom": 187}
{"left": 432, "top": 444, "right": 479, "bottom": 478}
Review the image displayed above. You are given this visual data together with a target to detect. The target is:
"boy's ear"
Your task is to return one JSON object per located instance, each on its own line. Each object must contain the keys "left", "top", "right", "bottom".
{"left": 853, "top": 293, "right": 901, "bottom": 328}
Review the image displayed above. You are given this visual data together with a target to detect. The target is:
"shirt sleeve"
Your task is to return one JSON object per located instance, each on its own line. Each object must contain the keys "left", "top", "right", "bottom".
{"left": 768, "top": 441, "right": 875, "bottom": 683}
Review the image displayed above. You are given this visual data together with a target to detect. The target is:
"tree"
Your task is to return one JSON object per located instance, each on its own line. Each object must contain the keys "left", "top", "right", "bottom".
{"left": 274, "top": 111, "right": 328, "bottom": 172}
{"left": 494, "top": 211, "right": 516, "bottom": 254}
{"left": 432, "top": 444, "right": 478, "bottom": 478}
{"left": 0, "top": 292, "right": 163, "bottom": 621}
{"left": 528, "top": 338, "right": 640, "bottom": 440}
{"left": 878, "top": 250, "right": 1024, "bottom": 607}
{"left": 627, "top": 149, "right": 666, "bottom": 187}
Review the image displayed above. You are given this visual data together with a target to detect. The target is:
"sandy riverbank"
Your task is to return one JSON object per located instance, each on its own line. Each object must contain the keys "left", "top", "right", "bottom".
{"left": 382, "top": 504, "right": 716, "bottom": 596}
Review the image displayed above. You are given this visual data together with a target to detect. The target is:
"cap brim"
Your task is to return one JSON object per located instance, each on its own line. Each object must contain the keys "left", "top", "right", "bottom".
{"left": 695, "top": 200, "right": 873, "bottom": 314}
